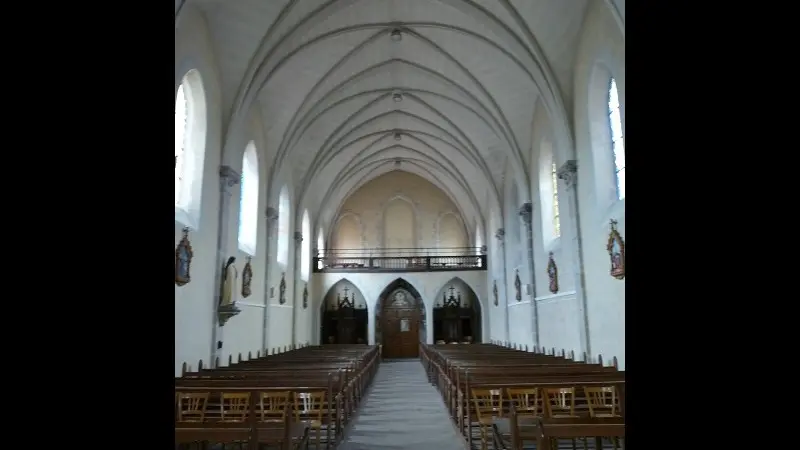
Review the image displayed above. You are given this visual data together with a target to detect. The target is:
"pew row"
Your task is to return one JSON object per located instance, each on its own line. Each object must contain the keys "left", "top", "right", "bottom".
{"left": 420, "top": 343, "right": 625, "bottom": 450}
{"left": 175, "top": 344, "right": 381, "bottom": 450}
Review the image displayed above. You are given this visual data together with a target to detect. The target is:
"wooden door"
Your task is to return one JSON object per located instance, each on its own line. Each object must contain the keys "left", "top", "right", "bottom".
{"left": 382, "top": 308, "right": 420, "bottom": 358}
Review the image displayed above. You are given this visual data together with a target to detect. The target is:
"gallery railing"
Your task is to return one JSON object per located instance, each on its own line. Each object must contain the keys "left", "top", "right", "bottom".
{"left": 312, "top": 247, "right": 487, "bottom": 273}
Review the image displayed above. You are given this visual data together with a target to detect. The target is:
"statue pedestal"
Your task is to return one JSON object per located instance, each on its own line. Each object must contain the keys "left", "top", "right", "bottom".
{"left": 218, "top": 302, "right": 241, "bottom": 326}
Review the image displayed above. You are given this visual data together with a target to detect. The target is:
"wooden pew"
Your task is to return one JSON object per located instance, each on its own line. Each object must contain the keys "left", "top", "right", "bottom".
{"left": 420, "top": 343, "right": 625, "bottom": 450}
{"left": 175, "top": 345, "right": 380, "bottom": 450}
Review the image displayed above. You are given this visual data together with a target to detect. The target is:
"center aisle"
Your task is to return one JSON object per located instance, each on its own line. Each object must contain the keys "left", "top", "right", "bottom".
{"left": 338, "top": 359, "right": 466, "bottom": 450}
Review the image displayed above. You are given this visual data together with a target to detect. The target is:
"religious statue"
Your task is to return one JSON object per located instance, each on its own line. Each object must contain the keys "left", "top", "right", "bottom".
{"left": 221, "top": 256, "right": 238, "bottom": 306}
{"left": 241, "top": 256, "right": 253, "bottom": 298}
{"left": 547, "top": 252, "right": 559, "bottom": 294}
{"left": 279, "top": 272, "right": 286, "bottom": 304}
{"left": 514, "top": 269, "right": 522, "bottom": 302}
{"left": 302, "top": 283, "right": 308, "bottom": 309}
{"left": 175, "top": 227, "right": 193, "bottom": 286}
{"left": 606, "top": 219, "right": 625, "bottom": 280}
{"left": 492, "top": 279, "right": 498, "bottom": 306}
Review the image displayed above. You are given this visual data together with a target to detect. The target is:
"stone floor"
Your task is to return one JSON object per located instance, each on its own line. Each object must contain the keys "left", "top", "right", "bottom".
{"left": 337, "top": 359, "right": 466, "bottom": 450}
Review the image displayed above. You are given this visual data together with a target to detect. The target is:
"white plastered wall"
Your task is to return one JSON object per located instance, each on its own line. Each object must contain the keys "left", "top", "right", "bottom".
{"left": 503, "top": 168, "right": 536, "bottom": 348}
{"left": 528, "top": 99, "right": 581, "bottom": 356}
{"left": 216, "top": 101, "right": 272, "bottom": 367}
{"left": 264, "top": 176, "right": 297, "bottom": 353}
{"left": 174, "top": 6, "right": 224, "bottom": 376}
{"left": 501, "top": 0, "right": 625, "bottom": 364}
{"left": 572, "top": 0, "right": 625, "bottom": 367}
{"left": 486, "top": 204, "right": 508, "bottom": 343}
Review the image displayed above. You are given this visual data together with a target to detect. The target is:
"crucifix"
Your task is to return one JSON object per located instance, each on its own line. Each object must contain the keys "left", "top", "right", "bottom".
{"left": 343, "top": 286, "right": 350, "bottom": 300}
{"left": 448, "top": 286, "right": 456, "bottom": 298}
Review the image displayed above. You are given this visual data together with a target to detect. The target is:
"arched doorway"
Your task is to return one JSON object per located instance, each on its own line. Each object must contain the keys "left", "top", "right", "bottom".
{"left": 432, "top": 277, "right": 482, "bottom": 344}
{"left": 319, "top": 279, "right": 368, "bottom": 345}
{"left": 376, "top": 278, "right": 425, "bottom": 358}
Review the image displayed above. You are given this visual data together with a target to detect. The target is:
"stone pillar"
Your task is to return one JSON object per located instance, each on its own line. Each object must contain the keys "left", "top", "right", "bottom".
{"left": 211, "top": 165, "right": 240, "bottom": 363}
{"left": 262, "top": 207, "right": 279, "bottom": 352}
{"left": 495, "top": 228, "right": 510, "bottom": 342}
{"left": 557, "top": 160, "right": 590, "bottom": 356}
{"left": 518, "top": 202, "right": 539, "bottom": 347}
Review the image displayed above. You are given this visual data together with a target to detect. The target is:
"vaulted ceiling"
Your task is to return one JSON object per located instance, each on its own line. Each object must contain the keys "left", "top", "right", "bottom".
{"left": 185, "top": 0, "right": 593, "bottom": 229}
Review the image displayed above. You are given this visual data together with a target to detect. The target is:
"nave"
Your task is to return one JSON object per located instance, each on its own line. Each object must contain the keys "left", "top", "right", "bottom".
{"left": 174, "top": 342, "right": 624, "bottom": 450}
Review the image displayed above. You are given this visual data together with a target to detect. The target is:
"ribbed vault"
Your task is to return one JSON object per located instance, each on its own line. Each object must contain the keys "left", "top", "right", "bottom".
{"left": 193, "top": 0, "right": 590, "bottom": 232}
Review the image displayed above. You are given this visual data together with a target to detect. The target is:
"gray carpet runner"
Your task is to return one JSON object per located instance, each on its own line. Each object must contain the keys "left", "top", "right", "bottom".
{"left": 337, "top": 359, "right": 465, "bottom": 450}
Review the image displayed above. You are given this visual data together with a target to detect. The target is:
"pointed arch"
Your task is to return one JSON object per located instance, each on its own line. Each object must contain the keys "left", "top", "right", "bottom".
{"left": 375, "top": 278, "right": 426, "bottom": 356}
{"left": 435, "top": 211, "right": 468, "bottom": 248}
{"left": 588, "top": 63, "right": 625, "bottom": 209}
{"left": 238, "top": 141, "right": 259, "bottom": 254}
{"left": 376, "top": 278, "right": 425, "bottom": 310}
{"left": 432, "top": 276, "right": 483, "bottom": 343}
{"left": 318, "top": 278, "right": 369, "bottom": 344}
{"left": 174, "top": 68, "right": 207, "bottom": 229}
{"left": 379, "top": 193, "right": 420, "bottom": 250}
{"left": 320, "top": 278, "right": 368, "bottom": 310}
{"left": 538, "top": 136, "right": 560, "bottom": 245}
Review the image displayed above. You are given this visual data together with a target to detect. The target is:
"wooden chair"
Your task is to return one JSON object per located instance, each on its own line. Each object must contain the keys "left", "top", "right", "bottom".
{"left": 584, "top": 386, "right": 619, "bottom": 418}
{"left": 585, "top": 386, "right": 622, "bottom": 450}
{"left": 258, "top": 392, "right": 300, "bottom": 450}
{"left": 506, "top": 387, "right": 540, "bottom": 419}
{"left": 295, "top": 390, "right": 326, "bottom": 450}
{"left": 543, "top": 387, "right": 580, "bottom": 450}
{"left": 543, "top": 387, "right": 577, "bottom": 418}
{"left": 259, "top": 391, "right": 291, "bottom": 423}
{"left": 177, "top": 392, "right": 209, "bottom": 422}
{"left": 472, "top": 388, "right": 504, "bottom": 450}
{"left": 220, "top": 392, "right": 250, "bottom": 422}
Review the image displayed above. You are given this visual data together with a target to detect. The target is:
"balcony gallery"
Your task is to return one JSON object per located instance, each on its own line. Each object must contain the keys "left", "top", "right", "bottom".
{"left": 313, "top": 247, "right": 487, "bottom": 273}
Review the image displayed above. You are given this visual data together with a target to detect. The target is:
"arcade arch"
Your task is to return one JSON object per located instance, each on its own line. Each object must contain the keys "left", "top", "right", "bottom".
{"left": 375, "top": 278, "right": 425, "bottom": 358}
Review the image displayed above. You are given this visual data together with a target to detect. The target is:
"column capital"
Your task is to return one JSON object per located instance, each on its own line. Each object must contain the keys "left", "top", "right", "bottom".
{"left": 219, "top": 165, "right": 240, "bottom": 188}
{"left": 557, "top": 160, "right": 577, "bottom": 189}
{"left": 495, "top": 228, "right": 505, "bottom": 242}
{"left": 518, "top": 202, "right": 533, "bottom": 224}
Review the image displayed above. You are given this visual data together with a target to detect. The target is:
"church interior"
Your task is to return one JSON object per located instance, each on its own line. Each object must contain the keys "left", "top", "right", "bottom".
{"left": 175, "top": 0, "right": 625, "bottom": 448}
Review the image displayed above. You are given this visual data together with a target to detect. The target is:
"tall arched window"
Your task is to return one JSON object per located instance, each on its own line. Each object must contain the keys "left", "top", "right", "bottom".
{"left": 238, "top": 142, "right": 259, "bottom": 255}
{"left": 300, "top": 210, "right": 311, "bottom": 280}
{"left": 175, "top": 84, "right": 187, "bottom": 205}
{"left": 608, "top": 79, "right": 625, "bottom": 200}
{"left": 551, "top": 162, "right": 561, "bottom": 237}
{"left": 174, "top": 70, "right": 208, "bottom": 228}
{"left": 276, "top": 186, "right": 290, "bottom": 266}
{"left": 538, "top": 138, "right": 560, "bottom": 244}
{"left": 316, "top": 228, "right": 325, "bottom": 270}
